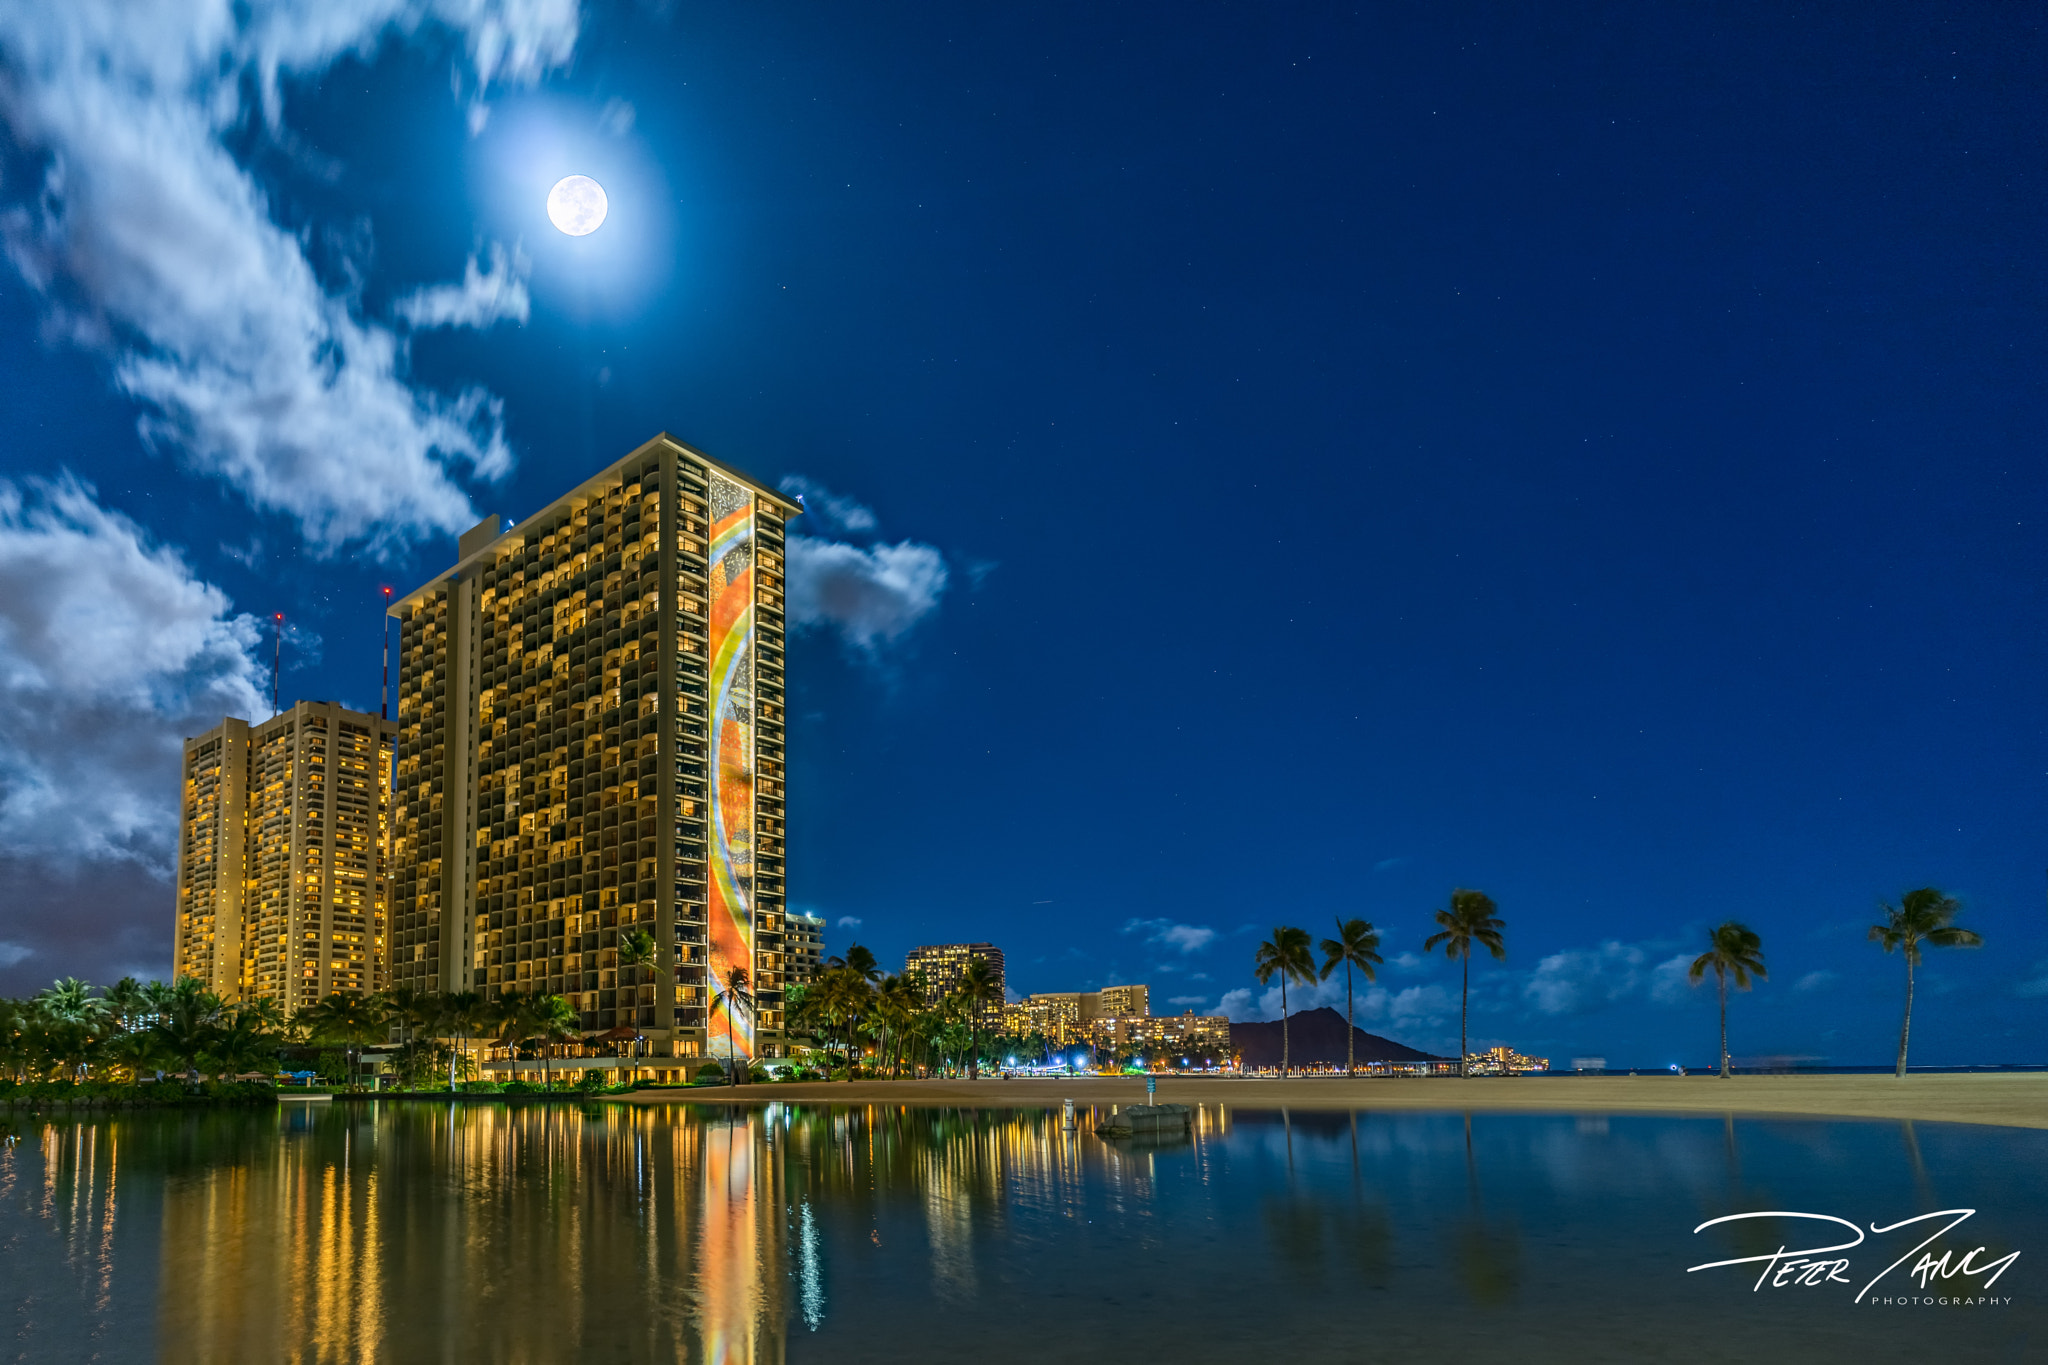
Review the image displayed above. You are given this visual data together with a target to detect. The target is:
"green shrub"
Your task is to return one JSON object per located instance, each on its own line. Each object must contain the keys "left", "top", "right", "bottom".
{"left": 0, "top": 1078, "right": 275, "bottom": 1108}
{"left": 501, "top": 1080, "right": 536, "bottom": 1095}
{"left": 693, "top": 1063, "right": 727, "bottom": 1082}
{"left": 457, "top": 1080, "right": 502, "bottom": 1094}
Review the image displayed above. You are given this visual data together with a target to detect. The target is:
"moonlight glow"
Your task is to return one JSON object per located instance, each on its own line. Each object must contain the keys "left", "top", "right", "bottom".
{"left": 546, "top": 175, "right": 608, "bottom": 236}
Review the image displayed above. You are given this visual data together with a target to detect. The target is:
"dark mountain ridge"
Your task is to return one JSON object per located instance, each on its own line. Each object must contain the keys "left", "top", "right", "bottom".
{"left": 1230, "top": 1007, "right": 1448, "bottom": 1066}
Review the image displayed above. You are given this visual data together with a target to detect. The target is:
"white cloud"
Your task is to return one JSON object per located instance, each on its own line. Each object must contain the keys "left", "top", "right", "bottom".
{"left": 835, "top": 916, "right": 863, "bottom": 930}
{"left": 0, "top": 942, "right": 33, "bottom": 969}
{"left": 0, "top": 476, "right": 267, "bottom": 868}
{"left": 2015, "top": 963, "right": 2048, "bottom": 998}
{"left": 778, "top": 475, "right": 880, "bottom": 535}
{"left": 1122, "top": 917, "right": 1216, "bottom": 953}
{"left": 1523, "top": 941, "right": 1649, "bottom": 1016}
{"left": 394, "top": 242, "right": 531, "bottom": 330}
{"left": 1795, "top": 969, "right": 1839, "bottom": 994}
{"left": 786, "top": 536, "right": 949, "bottom": 653}
{"left": 1167, "top": 994, "right": 1208, "bottom": 1007}
{"left": 0, "top": 1, "right": 581, "bottom": 553}
{"left": 1648, "top": 953, "right": 1695, "bottom": 1004}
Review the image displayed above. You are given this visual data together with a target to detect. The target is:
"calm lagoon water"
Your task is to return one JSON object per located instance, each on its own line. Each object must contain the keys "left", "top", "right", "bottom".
{"left": 1, "top": 1099, "right": 2041, "bottom": 1363}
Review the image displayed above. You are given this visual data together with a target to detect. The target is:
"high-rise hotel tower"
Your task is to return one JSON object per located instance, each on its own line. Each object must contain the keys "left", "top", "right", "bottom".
{"left": 386, "top": 435, "right": 798, "bottom": 1063}
{"left": 174, "top": 701, "right": 395, "bottom": 1006}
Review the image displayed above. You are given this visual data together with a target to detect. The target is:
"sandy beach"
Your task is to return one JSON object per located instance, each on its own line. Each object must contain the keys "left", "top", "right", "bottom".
{"left": 623, "top": 1071, "right": 2048, "bottom": 1129}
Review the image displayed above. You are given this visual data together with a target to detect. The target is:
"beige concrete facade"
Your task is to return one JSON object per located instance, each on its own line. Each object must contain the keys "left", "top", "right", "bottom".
{"left": 174, "top": 701, "right": 394, "bottom": 1006}
{"left": 387, "top": 435, "right": 798, "bottom": 1060}
{"left": 1097, "top": 984, "right": 1148, "bottom": 1018}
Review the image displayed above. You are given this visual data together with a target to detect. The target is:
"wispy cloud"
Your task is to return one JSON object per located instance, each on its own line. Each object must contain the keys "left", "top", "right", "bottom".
{"left": 0, "top": 1, "right": 580, "bottom": 553}
{"left": 599, "top": 97, "right": 636, "bottom": 136}
{"left": 1795, "top": 969, "right": 1839, "bottom": 994}
{"left": 394, "top": 242, "right": 531, "bottom": 331}
{"left": 778, "top": 476, "right": 880, "bottom": 536}
{"left": 835, "top": 916, "right": 863, "bottom": 930}
{"left": 1122, "top": 917, "right": 1217, "bottom": 954}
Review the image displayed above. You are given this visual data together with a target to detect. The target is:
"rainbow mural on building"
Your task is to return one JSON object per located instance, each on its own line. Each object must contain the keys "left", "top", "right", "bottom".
{"left": 707, "top": 473, "right": 756, "bottom": 1063}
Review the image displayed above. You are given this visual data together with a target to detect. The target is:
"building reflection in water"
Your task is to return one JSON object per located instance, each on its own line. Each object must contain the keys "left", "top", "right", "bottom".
{"left": 8, "top": 1103, "right": 2045, "bottom": 1362}
{"left": 0, "top": 1101, "right": 1241, "bottom": 1362}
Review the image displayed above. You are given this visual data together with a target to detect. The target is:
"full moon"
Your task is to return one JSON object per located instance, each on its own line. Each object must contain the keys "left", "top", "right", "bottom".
{"left": 546, "top": 175, "right": 608, "bottom": 236}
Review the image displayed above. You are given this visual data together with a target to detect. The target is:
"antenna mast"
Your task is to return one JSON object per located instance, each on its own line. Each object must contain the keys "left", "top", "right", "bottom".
{"left": 271, "top": 613, "right": 283, "bottom": 715}
{"left": 380, "top": 587, "right": 394, "bottom": 720}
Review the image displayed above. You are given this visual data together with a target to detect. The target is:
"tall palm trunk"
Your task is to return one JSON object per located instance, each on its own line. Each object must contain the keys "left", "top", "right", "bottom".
{"left": 1717, "top": 970, "right": 1729, "bottom": 1078}
{"left": 1895, "top": 955, "right": 1915, "bottom": 1078}
{"left": 1344, "top": 961, "right": 1356, "bottom": 1078}
{"left": 1280, "top": 975, "right": 1291, "bottom": 1078}
{"left": 1459, "top": 955, "right": 1470, "bottom": 1078}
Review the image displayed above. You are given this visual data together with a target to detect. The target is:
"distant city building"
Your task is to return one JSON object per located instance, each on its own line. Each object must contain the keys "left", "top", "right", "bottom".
{"left": 175, "top": 701, "right": 394, "bottom": 1007}
{"left": 1005, "top": 985, "right": 1149, "bottom": 1043}
{"left": 1091, "top": 1011, "right": 1231, "bottom": 1058}
{"left": 786, "top": 911, "right": 826, "bottom": 988}
{"left": 1097, "top": 984, "right": 1149, "bottom": 1018}
{"left": 1017, "top": 991, "right": 1094, "bottom": 1042}
{"left": 1470, "top": 1045, "right": 1550, "bottom": 1074}
{"left": 905, "top": 943, "right": 1006, "bottom": 1017}
{"left": 385, "top": 435, "right": 800, "bottom": 1067}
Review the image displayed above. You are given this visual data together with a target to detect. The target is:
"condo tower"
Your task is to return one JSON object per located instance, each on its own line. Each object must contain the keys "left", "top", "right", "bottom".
{"left": 386, "top": 435, "right": 798, "bottom": 1065}
{"left": 174, "top": 701, "right": 395, "bottom": 1007}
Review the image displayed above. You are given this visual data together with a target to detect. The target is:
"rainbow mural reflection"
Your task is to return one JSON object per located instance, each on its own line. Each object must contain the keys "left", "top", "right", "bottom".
{"left": 707, "top": 473, "right": 756, "bottom": 1063}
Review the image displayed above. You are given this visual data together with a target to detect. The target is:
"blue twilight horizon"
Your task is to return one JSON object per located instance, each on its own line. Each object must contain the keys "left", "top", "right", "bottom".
{"left": 0, "top": 3, "right": 2043, "bottom": 1068}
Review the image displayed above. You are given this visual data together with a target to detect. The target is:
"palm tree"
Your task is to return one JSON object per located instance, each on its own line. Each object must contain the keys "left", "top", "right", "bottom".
{"left": 1870, "top": 888, "right": 1983, "bottom": 1077}
{"left": 954, "top": 957, "right": 1004, "bottom": 1080}
{"left": 34, "top": 977, "right": 107, "bottom": 1027}
{"left": 1687, "top": 922, "right": 1767, "bottom": 1078}
{"left": 150, "top": 983, "right": 226, "bottom": 1083}
{"left": 103, "top": 977, "right": 150, "bottom": 1033}
{"left": 1424, "top": 889, "right": 1507, "bottom": 1077}
{"left": 102, "top": 1026, "right": 161, "bottom": 1085}
{"left": 815, "top": 966, "right": 873, "bottom": 1079}
{"left": 378, "top": 987, "right": 439, "bottom": 1084}
{"left": 529, "top": 994, "right": 582, "bottom": 1089}
{"left": 712, "top": 967, "right": 753, "bottom": 1085}
{"left": 875, "top": 974, "right": 922, "bottom": 1078}
{"left": 1253, "top": 926, "right": 1317, "bottom": 1077}
{"left": 619, "top": 927, "right": 662, "bottom": 981}
{"left": 208, "top": 1005, "right": 282, "bottom": 1079}
{"left": 1320, "top": 918, "right": 1384, "bottom": 1077}
{"left": 827, "top": 944, "right": 882, "bottom": 983}
{"left": 439, "top": 990, "right": 490, "bottom": 1090}
{"left": 298, "top": 992, "right": 386, "bottom": 1090}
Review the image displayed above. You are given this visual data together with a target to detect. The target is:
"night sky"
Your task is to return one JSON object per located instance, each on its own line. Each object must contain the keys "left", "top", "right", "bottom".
{"left": 1, "top": 3, "right": 2043, "bottom": 1067}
